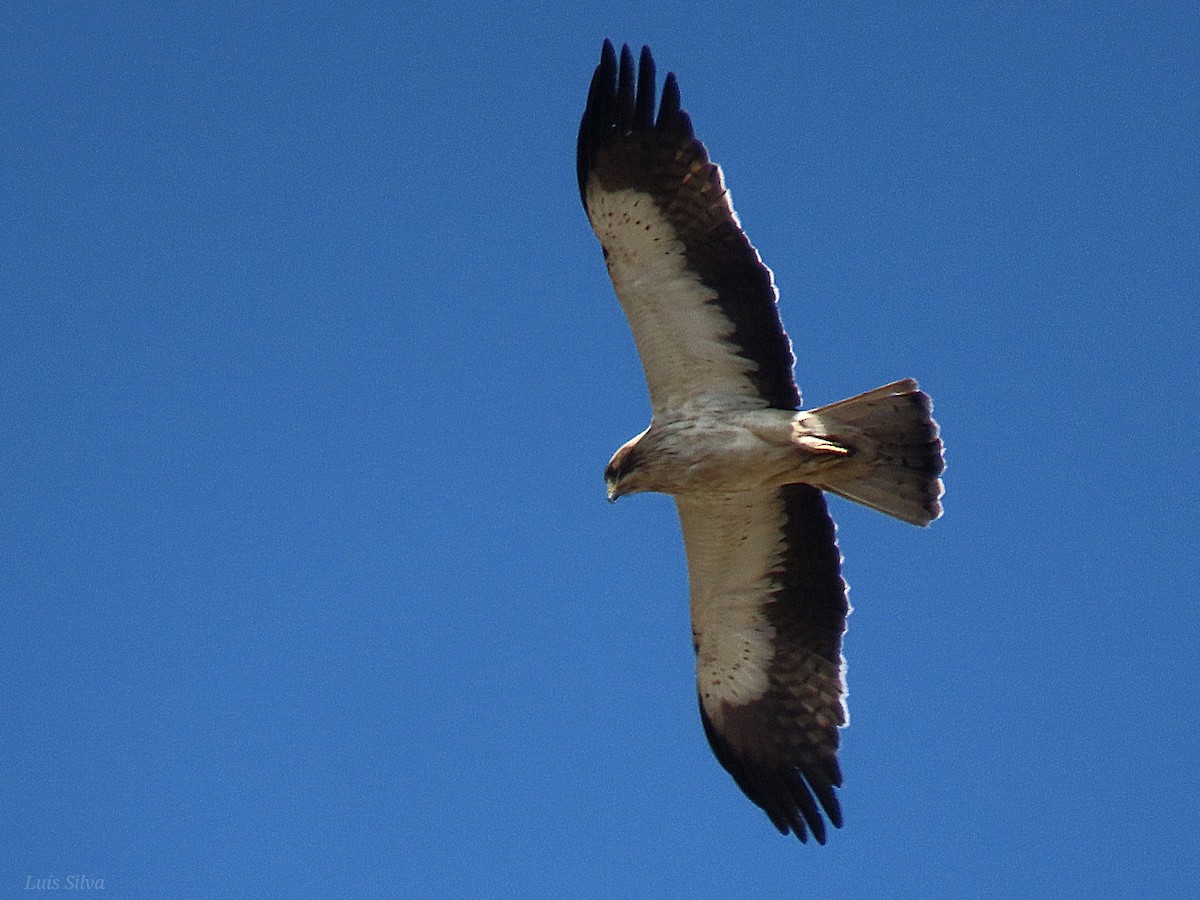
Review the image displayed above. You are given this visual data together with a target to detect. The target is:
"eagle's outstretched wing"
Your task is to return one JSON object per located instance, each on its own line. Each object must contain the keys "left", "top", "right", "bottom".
{"left": 577, "top": 40, "right": 799, "bottom": 414}
{"left": 677, "top": 485, "right": 847, "bottom": 844}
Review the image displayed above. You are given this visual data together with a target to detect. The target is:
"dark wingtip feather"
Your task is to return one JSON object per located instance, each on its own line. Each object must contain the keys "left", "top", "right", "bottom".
{"left": 616, "top": 44, "right": 635, "bottom": 131}
{"left": 786, "top": 771, "right": 827, "bottom": 844}
{"left": 575, "top": 40, "right": 618, "bottom": 202}
{"left": 810, "top": 764, "right": 844, "bottom": 830}
{"left": 698, "top": 698, "right": 843, "bottom": 846}
{"left": 577, "top": 41, "right": 692, "bottom": 207}
{"left": 633, "top": 46, "right": 656, "bottom": 131}
{"left": 657, "top": 73, "right": 680, "bottom": 122}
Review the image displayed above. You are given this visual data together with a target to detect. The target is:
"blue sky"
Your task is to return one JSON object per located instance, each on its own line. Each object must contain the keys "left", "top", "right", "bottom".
{"left": 4, "top": 3, "right": 1198, "bottom": 897}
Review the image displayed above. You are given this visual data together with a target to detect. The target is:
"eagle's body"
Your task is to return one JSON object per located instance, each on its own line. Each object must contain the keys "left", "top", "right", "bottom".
{"left": 578, "top": 41, "right": 944, "bottom": 844}
{"left": 608, "top": 408, "right": 833, "bottom": 496}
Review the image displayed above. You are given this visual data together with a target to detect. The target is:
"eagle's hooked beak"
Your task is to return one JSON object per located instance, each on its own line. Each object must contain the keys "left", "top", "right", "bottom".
{"left": 605, "top": 439, "right": 638, "bottom": 503}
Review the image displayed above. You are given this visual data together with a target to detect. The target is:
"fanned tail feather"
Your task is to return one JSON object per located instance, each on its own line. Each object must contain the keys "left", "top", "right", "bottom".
{"left": 798, "top": 379, "right": 945, "bottom": 526}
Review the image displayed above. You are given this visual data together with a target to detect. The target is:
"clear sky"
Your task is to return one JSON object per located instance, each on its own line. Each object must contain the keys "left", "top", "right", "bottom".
{"left": 4, "top": 3, "right": 1198, "bottom": 897}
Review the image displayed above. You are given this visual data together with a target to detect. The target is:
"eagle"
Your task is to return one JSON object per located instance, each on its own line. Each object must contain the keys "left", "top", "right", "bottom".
{"left": 577, "top": 41, "right": 945, "bottom": 844}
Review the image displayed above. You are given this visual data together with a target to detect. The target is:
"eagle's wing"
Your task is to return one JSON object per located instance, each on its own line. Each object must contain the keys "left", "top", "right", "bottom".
{"left": 577, "top": 41, "right": 799, "bottom": 414}
{"left": 676, "top": 484, "right": 848, "bottom": 844}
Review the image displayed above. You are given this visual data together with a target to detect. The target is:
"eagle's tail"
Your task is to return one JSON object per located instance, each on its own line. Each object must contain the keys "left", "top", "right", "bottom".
{"left": 796, "top": 379, "right": 945, "bottom": 526}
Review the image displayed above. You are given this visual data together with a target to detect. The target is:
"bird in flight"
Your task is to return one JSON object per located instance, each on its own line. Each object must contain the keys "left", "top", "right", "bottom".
{"left": 577, "top": 40, "right": 945, "bottom": 844}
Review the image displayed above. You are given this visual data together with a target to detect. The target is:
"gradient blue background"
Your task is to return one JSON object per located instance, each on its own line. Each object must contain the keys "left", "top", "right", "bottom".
{"left": 4, "top": 3, "right": 1198, "bottom": 897}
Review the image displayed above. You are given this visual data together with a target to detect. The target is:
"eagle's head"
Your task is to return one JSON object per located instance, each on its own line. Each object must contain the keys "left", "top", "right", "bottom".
{"left": 605, "top": 429, "right": 650, "bottom": 502}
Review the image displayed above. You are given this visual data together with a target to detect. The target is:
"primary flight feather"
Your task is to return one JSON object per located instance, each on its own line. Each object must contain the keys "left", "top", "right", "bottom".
{"left": 578, "top": 40, "right": 944, "bottom": 844}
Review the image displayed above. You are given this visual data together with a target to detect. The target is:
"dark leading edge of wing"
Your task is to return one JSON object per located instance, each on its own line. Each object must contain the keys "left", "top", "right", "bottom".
{"left": 577, "top": 40, "right": 800, "bottom": 411}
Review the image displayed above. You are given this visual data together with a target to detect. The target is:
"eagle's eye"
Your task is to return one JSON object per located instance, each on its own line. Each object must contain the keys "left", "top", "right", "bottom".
{"left": 607, "top": 445, "right": 638, "bottom": 482}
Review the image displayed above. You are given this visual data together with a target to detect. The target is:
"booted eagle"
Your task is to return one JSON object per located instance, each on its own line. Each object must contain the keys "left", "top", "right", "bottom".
{"left": 577, "top": 41, "right": 945, "bottom": 844}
